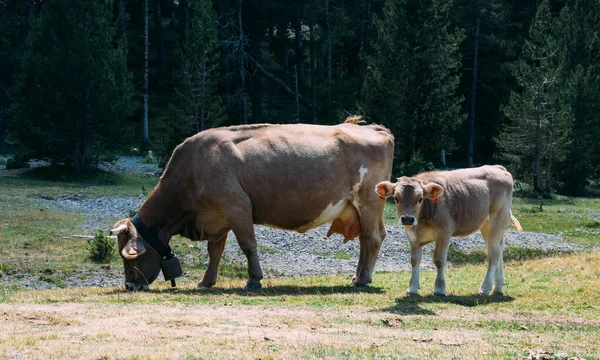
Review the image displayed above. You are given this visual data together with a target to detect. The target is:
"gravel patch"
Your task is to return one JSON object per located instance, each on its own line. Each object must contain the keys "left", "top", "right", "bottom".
{"left": 97, "top": 155, "right": 162, "bottom": 176}
{"left": 1, "top": 157, "right": 585, "bottom": 290}
{"left": 5, "top": 194, "right": 582, "bottom": 291}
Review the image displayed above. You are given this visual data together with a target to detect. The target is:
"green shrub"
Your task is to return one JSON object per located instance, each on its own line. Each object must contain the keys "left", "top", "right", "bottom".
{"left": 87, "top": 230, "right": 116, "bottom": 263}
{"left": 0, "top": 156, "right": 7, "bottom": 165}
{"left": 142, "top": 150, "right": 157, "bottom": 164}
{"left": 398, "top": 151, "right": 435, "bottom": 177}
{"left": 6, "top": 154, "right": 30, "bottom": 170}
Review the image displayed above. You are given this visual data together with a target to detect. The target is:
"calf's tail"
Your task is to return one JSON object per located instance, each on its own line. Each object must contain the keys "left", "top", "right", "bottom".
{"left": 510, "top": 210, "right": 523, "bottom": 232}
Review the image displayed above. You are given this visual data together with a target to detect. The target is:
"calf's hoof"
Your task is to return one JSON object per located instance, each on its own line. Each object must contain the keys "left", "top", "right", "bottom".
{"left": 492, "top": 290, "right": 504, "bottom": 296}
{"left": 433, "top": 291, "right": 446, "bottom": 297}
{"left": 406, "top": 290, "right": 419, "bottom": 297}
{"left": 244, "top": 281, "right": 262, "bottom": 291}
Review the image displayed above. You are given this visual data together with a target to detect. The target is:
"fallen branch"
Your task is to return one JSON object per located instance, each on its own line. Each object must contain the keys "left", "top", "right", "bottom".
{"left": 246, "top": 54, "right": 313, "bottom": 111}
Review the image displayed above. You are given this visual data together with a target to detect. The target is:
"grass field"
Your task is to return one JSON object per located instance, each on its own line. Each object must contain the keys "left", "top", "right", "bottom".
{"left": 1, "top": 168, "right": 600, "bottom": 359}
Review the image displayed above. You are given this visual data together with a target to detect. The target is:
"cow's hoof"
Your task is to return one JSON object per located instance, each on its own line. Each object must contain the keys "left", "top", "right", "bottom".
{"left": 478, "top": 290, "right": 490, "bottom": 297}
{"left": 244, "top": 281, "right": 262, "bottom": 291}
{"left": 492, "top": 291, "right": 504, "bottom": 297}
{"left": 352, "top": 282, "right": 369, "bottom": 288}
{"left": 197, "top": 281, "right": 215, "bottom": 289}
{"left": 433, "top": 292, "right": 446, "bottom": 297}
{"left": 406, "top": 291, "right": 419, "bottom": 297}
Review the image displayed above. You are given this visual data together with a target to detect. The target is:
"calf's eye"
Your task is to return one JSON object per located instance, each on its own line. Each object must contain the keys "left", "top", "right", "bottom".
{"left": 418, "top": 198, "right": 423, "bottom": 204}
{"left": 394, "top": 197, "right": 399, "bottom": 203}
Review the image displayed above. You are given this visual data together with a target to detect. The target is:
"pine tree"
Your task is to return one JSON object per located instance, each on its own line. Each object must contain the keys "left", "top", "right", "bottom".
{"left": 496, "top": 1, "right": 571, "bottom": 195}
{"left": 558, "top": 0, "right": 600, "bottom": 194}
{"left": 168, "top": 0, "right": 223, "bottom": 152}
{"left": 9, "top": 0, "right": 133, "bottom": 171}
{"left": 364, "top": 0, "right": 464, "bottom": 168}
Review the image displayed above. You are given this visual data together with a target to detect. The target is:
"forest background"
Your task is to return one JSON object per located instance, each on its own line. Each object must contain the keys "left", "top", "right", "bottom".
{"left": 1, "top": 0, "right": 599, "bottom": 196}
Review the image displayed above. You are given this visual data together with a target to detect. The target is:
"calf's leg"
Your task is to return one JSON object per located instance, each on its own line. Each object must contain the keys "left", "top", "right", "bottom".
{"left": 407, "top": 243, "right": 423, "bottom": 295}
{"left": 198, "top": 234, "right": 227, "bottom": 288}
{"left": 479, "top": 213, "right": 509, "bottom": 296}
{"left": 433, "top": 237, "right": 450, "bottom": 296}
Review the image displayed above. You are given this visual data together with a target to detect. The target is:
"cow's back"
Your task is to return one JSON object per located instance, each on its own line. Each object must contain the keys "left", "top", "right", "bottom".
{"left": 170, "top": 123, "right": 393, "bottom": 231}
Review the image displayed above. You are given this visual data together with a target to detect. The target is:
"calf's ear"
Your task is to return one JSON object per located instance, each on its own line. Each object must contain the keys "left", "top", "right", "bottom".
{"left": 375, "top": 181, "right": 396, "bottom": 201}
{"left": 423, "top": 183, "right": 444, "bottom": 200}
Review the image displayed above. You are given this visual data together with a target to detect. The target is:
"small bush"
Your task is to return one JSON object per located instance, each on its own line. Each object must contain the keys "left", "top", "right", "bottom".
{"left": 87, "top": 229, "right": 116, "bottom": 263}
{"left": 0, "top": 156, "right": 7, "bottom": 165}
{"left": 6, "top": 154, "right": 30, "bottom": 170}
{"left": 142, "top": 150, "right": 157, "bottom": 164}
{"left": 398, "top": 151, "right": 435, "bottom": 177}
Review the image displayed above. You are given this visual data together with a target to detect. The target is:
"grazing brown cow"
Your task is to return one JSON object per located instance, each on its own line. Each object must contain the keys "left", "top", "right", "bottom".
{"left": 110, "top": 118, "right": 394, "bottom": 291}
{"left": 375, "top": 165, "right": 522, "bottom": 296}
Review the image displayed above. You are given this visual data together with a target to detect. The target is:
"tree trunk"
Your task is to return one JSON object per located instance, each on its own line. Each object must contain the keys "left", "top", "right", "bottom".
{"left": 178, "top": 0, "right": 189, "bottom": 39}
{"left": 238, "top": 0, "right": 247, "bottom": 124}
{"left": 534, "top": 80, "right": 543, "bottom": 194}
{"left": 294, "top": 64, "right": 300, "bottom": 122}
{"left": 116, "top": 0, "right": 127, "bottom": 38}
{"left": 250, "top": 27, "right": 263, "bottom": 124}
{"left": 309, "top": 9, "right": 317, "bottom": 124}
{"left": 216, "top": 1, "right": 232, "bottom": 120}
{"left": 467, "top": 0, "right": 482, "bottom": 168}
{"left": 0, "top": 105, "right": 5, "bottom": 154}
{"left": 143, "top": 0, "right": 149, "bottom": 143}
{"left": 168, "top": 0, "right": 177, "bottom": 28}
{"left": 325, "top": 0, "right": 332, "bottom": 110}
{"left": 358, "top": 0, "right": 371, "bottom": 98}
{"left": 199, "top": 54, "right": 207, "bottom": 132}
{"left": 154, "top": 0, "right": 167, "bottom": 77}
{"left": 83, "top": 87, "right": 92, "bottom": 169}
{"left": 295, "top": 8, "right": 304, "bottom": 89}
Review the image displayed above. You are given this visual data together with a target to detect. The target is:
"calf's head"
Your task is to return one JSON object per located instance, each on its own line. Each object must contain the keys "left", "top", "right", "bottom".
{"left": 375, "top": 177, "right": 444, "bottom": 226}
{"left": 110, "top": 219, "right": 162, "bottom": 291}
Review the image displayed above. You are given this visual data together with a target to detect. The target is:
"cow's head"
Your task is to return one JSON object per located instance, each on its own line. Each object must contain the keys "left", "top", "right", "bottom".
{"left": 375, "top": 177, "right": 444, "bottom": 227}
{"left": 110, "top": 219, "right": 162, "bottom": 291}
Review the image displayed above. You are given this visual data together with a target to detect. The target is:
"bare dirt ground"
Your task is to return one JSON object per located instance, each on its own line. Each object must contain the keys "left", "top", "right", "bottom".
{"left": 1, "top": 300, "right": 596, "bottom": 359}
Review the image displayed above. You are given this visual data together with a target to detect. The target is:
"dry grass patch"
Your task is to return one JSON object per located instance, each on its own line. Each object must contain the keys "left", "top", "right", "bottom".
{"left": 1, "top": 252, "right": 600, "bottom": 359}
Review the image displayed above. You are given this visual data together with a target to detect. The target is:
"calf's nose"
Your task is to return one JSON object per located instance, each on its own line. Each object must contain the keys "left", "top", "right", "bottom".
{"left": 400, "top": 215, "right": 415, "bottom": 226}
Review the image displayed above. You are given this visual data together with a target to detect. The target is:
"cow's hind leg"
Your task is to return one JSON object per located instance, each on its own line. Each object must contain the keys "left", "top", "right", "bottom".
{"left": 223, "top": 194, "right": 264, "bottom": 290}
{"left": 433, "top": 236, "right": 451, "bottom": 296}
{"left": 198, "top": 234, "right": 227, "bottom": 289}
{"left": 352, "top": 199, "right": 386, "bottom": 287}
{"left": 479, "top": 213, "right": 509, "bottom": 296}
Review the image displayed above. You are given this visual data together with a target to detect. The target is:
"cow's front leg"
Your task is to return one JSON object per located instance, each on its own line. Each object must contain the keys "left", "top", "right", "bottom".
{"left": 198, "top": 234, "right": 227, "bottom": 289}
{"left": 407, "top": 243, "right": 423, "bottom": 295}
{"left": 433, "top": 237, "right": 450, "bottom": 296}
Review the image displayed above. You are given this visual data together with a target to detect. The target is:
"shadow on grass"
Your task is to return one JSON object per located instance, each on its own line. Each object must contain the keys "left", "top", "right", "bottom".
{"left": 101, "top": 284, "right": 385, "bottom": 297}
{"left": 381, "top": 293, "right": 515, "bottom": 316}
{"left": 448, "top": 245, "right": 573, "bottom": 266}
{"left": 20, "top": 166, "right": 123, "bottom": 184}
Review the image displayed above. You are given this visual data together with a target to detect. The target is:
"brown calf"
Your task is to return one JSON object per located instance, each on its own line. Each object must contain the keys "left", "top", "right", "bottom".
{"left": 376, "top": 165, "right": 522, "bottom": 296}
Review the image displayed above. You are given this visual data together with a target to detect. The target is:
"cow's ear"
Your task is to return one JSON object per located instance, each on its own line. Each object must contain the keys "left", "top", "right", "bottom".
{"left": 375, "top": 181, "right": 396, "bottom": 201}
{"left": 423, "top": 183, "right": 444, "bottom": 200}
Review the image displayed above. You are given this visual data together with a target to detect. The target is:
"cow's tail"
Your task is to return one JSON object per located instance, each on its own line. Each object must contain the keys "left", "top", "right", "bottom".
{"left": 510, "top": 210, "right": 523, "bottom": 232}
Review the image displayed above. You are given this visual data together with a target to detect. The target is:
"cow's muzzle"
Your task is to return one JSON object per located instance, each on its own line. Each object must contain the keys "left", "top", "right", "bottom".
{"left": 125, "top": 281, "right": 149, "bottom": 291}
{"left": 400, "top": 215, "right": 417, "bottom": 226}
